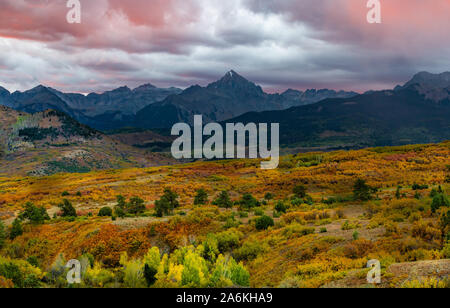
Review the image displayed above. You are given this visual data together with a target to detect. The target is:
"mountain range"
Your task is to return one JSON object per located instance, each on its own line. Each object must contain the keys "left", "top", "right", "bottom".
{"left": 0, "top": 71, "right": 358, "bottom": 131}
{"left": 0, "top": 70, "right": 449, "bottom": 164}
{"left": 229, "top": 71, "right": 450, "bottom": 149}
{"left": 133, "top": 70, "right": 358, "bottom": 128}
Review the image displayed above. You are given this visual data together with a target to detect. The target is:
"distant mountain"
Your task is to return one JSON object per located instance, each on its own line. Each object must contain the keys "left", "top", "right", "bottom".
{"left": 0, "top": 106, "right": 174, "bottom": 175}
{"left": 0, "top": 86, "right": 13, "bottom": 108}
{"left": 395, "top": 71, "right": 450, "bottom": 103}
{"left": 81, "top": 84, "right": 182, "bottom": 116}
{"left": 228, "top": 72, "right": 450, "bottom": 149}
{"left": 0, "top": 83, "right": 182, "bottom": 130}
{"left": 0, "top": 72, "right": 357, "bottom": 131}
{"left": 8, "top": 85, "right": 85, "bottom": 119}
{"left": 134, "top": 70, "right": 357, "bottom": 128}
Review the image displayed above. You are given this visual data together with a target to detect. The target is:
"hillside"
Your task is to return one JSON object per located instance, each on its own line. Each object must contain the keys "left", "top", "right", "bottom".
{"left": 0, "top": 142, "right": 449, "bottom": 288}
{"left": 108, "top": 128, "right": 175, "bottom": 152}
{"left": 0, "top": 106, "right": 173, "bottom": 175}
{"left": 230, "top": 72, "right": 450, "bottom": 149}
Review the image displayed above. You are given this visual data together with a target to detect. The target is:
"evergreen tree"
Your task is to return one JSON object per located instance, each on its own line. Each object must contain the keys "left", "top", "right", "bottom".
{"left": 19, "top": 202, "right": 49, "bottom": 224}
{"left": 162, "top": 189, "right": 179, "bottom": 211}
{"left": 255, "top": 215, "right": 274, "bottom": 230}
{"left": 353, "top": 179, "right": 376, "bottom": 201}
{"left": 238, "top": 194, "right": 259, "bottom": 210}
{"left": 127, "top": 197, "right": 146, "bottom": 215}
{"left": 10, "top": 219, "right": 23, "bottom": 240}
{"left": 213, "top": 191, "right": 232, "bottom": 209}
{"left": 275, "top": 201, "right": 287, "bottom": 214}
{"left": 431, "top": 194, "right": 450, "bottom": 213}
{"left": 58, "top": 199, "right": 77, "bottom": 217}
{"left": 155, "top": 197, "right": 170, "bottom": 217}
{"left": 293, "top": 185, "right": 307, "bottom": 198}
{"left": 194, "top": 189, "right": 208, "bottom": 205}
{"left": 114, "top": 195, "right": 127, "bottom": 218}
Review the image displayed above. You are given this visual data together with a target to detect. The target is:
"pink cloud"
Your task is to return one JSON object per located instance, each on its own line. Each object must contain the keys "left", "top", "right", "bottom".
{"left": 0, "top": 0, "right": 203, "bottom": 53}
{"left": 247, "top": 0, "right": 450, "bottom": 52}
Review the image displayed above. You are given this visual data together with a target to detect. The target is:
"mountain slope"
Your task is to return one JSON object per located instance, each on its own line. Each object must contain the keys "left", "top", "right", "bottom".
{"left": 0, "top": 83, "right": 182, "bottom": 131}
{"left": 9, "top": 85, "right": 85, "bottom": 119}
{"left": 134, "top": 70, "right": 357, "bottom": 128}
{"left": 229, "top": 74, "right": 450, "bottom": 148}
{"left": 396, "top": 71, "right": 450, "bottom": 103}
{"left": 0, "top": 106, "right": 174, "bottom": 175}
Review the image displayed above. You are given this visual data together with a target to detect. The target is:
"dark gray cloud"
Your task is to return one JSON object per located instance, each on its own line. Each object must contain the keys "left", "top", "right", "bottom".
{"left": 0, "top": 0, "right": 448, "bottom": 93}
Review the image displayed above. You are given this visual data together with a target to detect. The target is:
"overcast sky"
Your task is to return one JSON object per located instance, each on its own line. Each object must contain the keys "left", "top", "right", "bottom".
{"left": 0, "top": 0, "right": 449, "bottom": 93}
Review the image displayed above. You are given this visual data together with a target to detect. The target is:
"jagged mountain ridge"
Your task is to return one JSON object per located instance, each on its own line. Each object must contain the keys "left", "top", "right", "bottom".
{"left": 0, "top": 71, "right": 358, "bottom": 130}
{"left": 133, "top": 70, "right": 358, "bottom": 128}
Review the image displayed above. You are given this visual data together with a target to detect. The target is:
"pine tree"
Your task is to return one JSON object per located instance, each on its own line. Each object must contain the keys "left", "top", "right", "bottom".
{"left": 58, "top": 199, "right": 77, "bottom": 217}
{"left": 293, "top": 185, "right": 307, "bottom": 198}
{"left": 194, "top": 189, "right": 208, "bottom": 205}
{"left": 213, "top": 191, "right": 232, "bottom": 209}
{"left": 10, "top": 219, "right": 23, "bottom": 240}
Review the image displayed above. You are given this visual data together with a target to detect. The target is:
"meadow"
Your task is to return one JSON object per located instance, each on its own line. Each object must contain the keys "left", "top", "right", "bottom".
{"left": 0, "top": 142, "right": 449, "bottom": 288}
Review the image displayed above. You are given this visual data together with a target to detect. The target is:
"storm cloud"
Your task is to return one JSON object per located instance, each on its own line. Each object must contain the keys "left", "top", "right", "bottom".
{"left": 0, "top": 0, "right": 449, "bottom": 93}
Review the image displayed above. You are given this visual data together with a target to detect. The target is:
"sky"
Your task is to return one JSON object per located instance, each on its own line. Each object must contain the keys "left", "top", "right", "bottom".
{"left": 0, "top": 0, "right": 449, "bottom": 94}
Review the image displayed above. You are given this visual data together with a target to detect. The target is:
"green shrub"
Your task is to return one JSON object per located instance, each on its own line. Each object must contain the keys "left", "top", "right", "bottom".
{"left": 26, "top": 256, "right": 39, "bottom": 268}
{"left": 0, "top": 260, "right": 41, "bottom": 288}
{"left": 19, "top": 202, "right": 49, "bottom": 224}
{"left": 412, "top": 183, "right": 429, "bottom": 190}
{"left": 341, "top": 220, "right": 359, "bottom": 231}
{"left": 293, "top": 185, "right": 307, "bottom": 198}
{"left": 213, "top": 191, "right": 233, "bottom": 209}
{"left": 202, "top": 234, "right": 220, "bottom": 262}
{"left": 291, "top": 198, "right": 303, "bottom": 206}
{"left": 254, "top": 208, "right": 264, "bottom": 216}
{"left": 114, "top": 206, "right": 125, "bottom": 218}
{"left": 58, "top": 199, "right": 77, "bottom": 217}
{"left": 443, "top": 243, "right": 450, "bottom": 259}
{"left": 275, "top": 201, "right": 287, "bottom": 214}
{"left": 264, "top": 193, "right": 274, "bottom": 200}
{"left": 216, "top": 230, "right": 241, "bottom": 253}
{"left": 431, "top": 194, "right": 450, "bottom": 213}
{"left": 255, "top": 215, "right": 274, "bottom": 230}
{"left": 238, "top": 211, "right": 248, "bottom": 218}
{"left": 239, "top": 194, "right": 259, "bottom": 210}
{"left": 127, "top": 196, "right": 147, "bottom": 215}
{"left": 9, "top": 219, "right": 23, "bottom": 240}
{"left": 154, "top": 189, "right": 179, "bottom": 217}
{"left": 194, "top": 189, "right": 208, "bottom": 205}
{"left": 353, "top": 179, "right": 377, "bottom": 201}
{"left": 224, "top": 217, "right": 240, "bottom": 229}
{"left": 320, "top": 227, "right": 327, "bottom": 233}
{"left": 98, "top": 207, "right": 113, "bottom": 217}
{"left": 234, "top": 241, "right": 264, "bottom": 261}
